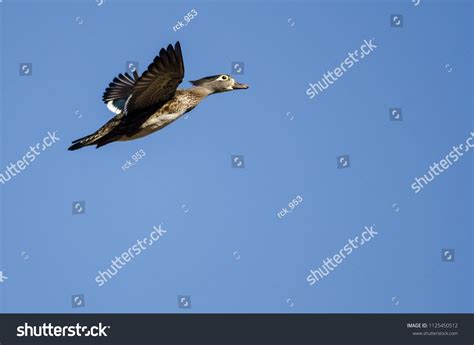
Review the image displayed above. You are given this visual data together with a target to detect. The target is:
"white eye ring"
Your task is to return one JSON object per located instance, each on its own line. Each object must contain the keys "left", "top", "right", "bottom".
{"left": 221, "top": 75, "right": 228, "bottom": 80}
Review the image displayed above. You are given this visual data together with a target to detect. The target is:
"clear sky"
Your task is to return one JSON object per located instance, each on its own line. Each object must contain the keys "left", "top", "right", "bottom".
{"left": 0, "top": 0, "right": 472, "bottom": 313}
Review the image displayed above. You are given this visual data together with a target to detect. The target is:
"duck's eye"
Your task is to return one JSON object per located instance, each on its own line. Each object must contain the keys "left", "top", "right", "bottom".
{"left": 221, "top": 75, "right": 228, "bottom": 80}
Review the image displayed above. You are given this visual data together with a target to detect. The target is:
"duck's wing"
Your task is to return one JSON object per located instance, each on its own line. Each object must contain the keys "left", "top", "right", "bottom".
{"left": 102, "top": 70, "right": 139, "bottom": 114}
{"left": 124, "top": 42, "right": 184, "bottom": 115}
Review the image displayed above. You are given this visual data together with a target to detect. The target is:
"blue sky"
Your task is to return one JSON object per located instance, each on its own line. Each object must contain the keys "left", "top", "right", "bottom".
{"left": 0, "top": 0, "right": 472, "bottom": 313}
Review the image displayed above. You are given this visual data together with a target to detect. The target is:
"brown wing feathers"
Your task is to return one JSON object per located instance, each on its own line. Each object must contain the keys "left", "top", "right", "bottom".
{"left": 102, "top": 72, "right": 138, "bottom": 104}
{"left": 124, "top": 42, "right": 184, "bottom": 113}
{"left": 92, "top": 42, "right": 185, "bottom": 148}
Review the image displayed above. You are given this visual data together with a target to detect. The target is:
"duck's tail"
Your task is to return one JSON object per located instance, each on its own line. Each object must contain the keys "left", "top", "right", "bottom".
{"left": 68, "top": 132, "right": 101, "bottom": 151}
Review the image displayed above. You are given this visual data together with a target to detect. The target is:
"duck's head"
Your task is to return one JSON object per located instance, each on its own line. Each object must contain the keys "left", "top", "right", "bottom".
{"left": 190, "top": 74, "right": 249, "bottom": 94}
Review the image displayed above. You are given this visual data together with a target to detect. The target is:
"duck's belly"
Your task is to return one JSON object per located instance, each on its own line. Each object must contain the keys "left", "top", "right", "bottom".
{"left": 119, "top": 111, "right": 184, "bottom": 141}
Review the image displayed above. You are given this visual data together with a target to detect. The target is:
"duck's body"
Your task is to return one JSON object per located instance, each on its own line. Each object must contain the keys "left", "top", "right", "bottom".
{"left": 102, "top": 88, "right": 207, "bottom": 143}
{"left": 68, "top": 42, "right": 248, "bottom": 151}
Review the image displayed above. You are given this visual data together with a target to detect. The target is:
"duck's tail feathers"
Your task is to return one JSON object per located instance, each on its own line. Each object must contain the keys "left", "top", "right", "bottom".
{"left": 68, "top": 132, "right": 101, "bottom": 151}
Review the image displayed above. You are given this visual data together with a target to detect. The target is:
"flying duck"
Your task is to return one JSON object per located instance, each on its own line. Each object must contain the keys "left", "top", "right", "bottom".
{"left": 68, "top": 41, "right": 248, "bottom": 151}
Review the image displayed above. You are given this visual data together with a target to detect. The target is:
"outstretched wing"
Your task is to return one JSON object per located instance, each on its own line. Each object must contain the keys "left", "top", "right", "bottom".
{"left": 102, "top": 70, "right": 139, "bottom": 113}
{"left": 124, "top": 42, "right": 184, "bottom": 115}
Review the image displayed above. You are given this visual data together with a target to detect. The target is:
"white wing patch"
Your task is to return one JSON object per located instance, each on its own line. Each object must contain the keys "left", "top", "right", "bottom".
{"left": 123, "top": 94, "right": 134, "bottom": 115}
{"left": 107, "top": 101, "right": 122, "bottom": 114}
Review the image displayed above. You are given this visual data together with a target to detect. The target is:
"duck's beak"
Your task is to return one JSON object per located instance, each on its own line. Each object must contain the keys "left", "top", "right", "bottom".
{"left": 232, "top": 81, "right": 249, "bottom": 90}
